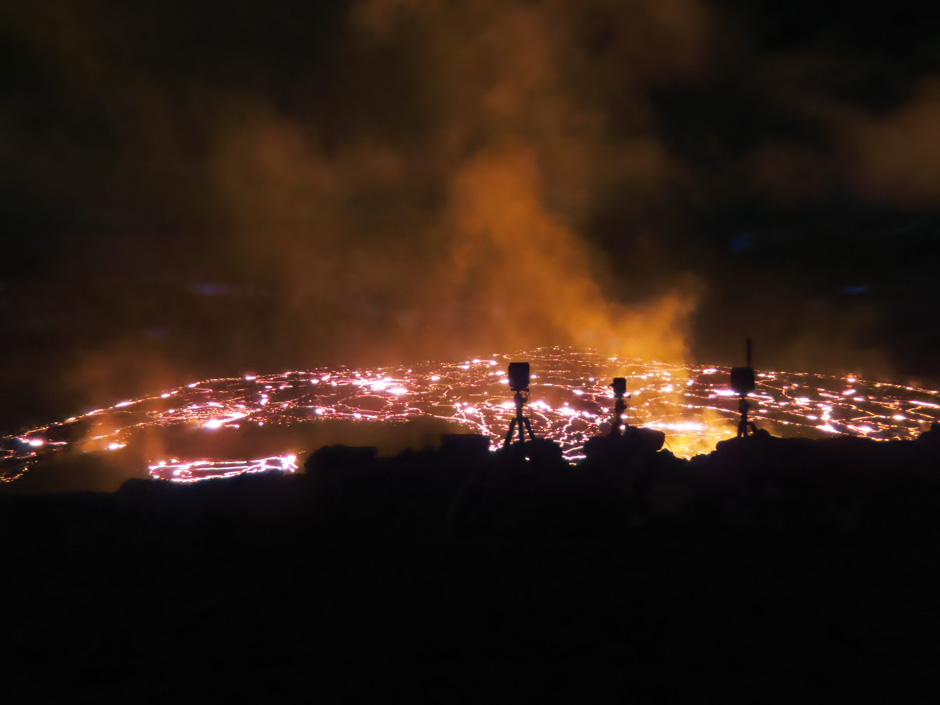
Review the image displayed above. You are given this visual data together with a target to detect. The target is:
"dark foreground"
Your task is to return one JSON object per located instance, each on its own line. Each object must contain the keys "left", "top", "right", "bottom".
{"left": 3, "top": 432, "right": 940, "bottom": 701}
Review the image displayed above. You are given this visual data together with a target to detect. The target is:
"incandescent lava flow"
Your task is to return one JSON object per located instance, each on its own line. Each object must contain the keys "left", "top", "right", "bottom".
{"left": 3, "top": 347, "right": 939, "bottom": 483}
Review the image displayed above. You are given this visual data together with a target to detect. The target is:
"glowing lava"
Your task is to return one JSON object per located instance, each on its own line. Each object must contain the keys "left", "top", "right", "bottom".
{"left": 3, "top": 347, "right": 939, "bottom": 483}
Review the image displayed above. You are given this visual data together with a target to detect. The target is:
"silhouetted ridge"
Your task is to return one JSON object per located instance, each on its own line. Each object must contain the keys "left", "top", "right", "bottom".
{"left": 3, "top": 427, "right": 940, "bottom": 700}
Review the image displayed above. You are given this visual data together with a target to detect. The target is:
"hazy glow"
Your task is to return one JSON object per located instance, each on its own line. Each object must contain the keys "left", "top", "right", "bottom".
{"left": 2, "top": 346, "right": 939, "bottom": 484}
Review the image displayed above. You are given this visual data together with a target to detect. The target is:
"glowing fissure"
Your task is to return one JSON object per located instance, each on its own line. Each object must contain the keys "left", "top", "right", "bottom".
{"left": 2, "top": 346, "right": 939, "bottom": 484}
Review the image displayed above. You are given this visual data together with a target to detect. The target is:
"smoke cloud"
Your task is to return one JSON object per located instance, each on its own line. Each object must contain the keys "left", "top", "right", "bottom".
{"left": 208, "top": 0, "right": 709, "bottom": 366}
{"left": 841, "top": 79, "right": 940, "bottom": 207}
{"left": 5, "top": 0, "right": 940, "bottom": 428}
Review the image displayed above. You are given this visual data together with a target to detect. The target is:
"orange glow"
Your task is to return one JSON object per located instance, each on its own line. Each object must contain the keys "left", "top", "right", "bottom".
{"left": 3, "top": 347, "right": 940, "bottom": 484}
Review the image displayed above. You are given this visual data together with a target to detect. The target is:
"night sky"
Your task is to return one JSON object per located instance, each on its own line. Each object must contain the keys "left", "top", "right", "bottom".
{"left": 3, "top": 0, "right": 940, "bottom": 431}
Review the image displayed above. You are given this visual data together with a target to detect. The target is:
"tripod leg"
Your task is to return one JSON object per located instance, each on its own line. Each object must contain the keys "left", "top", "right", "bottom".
{"left": 504, "top": 419, "right": 517, "bottom": 448}
{"left": 523, "top": 418, "right": 535, "bottom": 442}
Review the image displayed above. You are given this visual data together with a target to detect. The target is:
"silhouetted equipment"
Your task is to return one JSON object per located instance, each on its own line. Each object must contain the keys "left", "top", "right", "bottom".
{"left": 507, "top": 362, "right": 530, "bottom": 392}
{"left": 732, "top": 338, "right": 760, "bottom": 438}
{"left": 609, "top": 377, "right": 630, "bottom": 436}
{"left": 611, "top": 377, "right": 627, "bottom": 398}
{"left": 730, "top": 366, "right": 755, "bottom": 396}
{"left": 731, "top": 338, "right": 756, "bottom": 396}
{"left": 589, "top": 376, "right": 665, "bottom": 454}
{"left": 504, "top": 362, "right": 536, "bottom": 447}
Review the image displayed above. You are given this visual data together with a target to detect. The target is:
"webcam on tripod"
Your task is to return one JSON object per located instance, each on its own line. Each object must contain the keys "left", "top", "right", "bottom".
{"left": 504, "top": 362, "right": 535, "bottom": 447}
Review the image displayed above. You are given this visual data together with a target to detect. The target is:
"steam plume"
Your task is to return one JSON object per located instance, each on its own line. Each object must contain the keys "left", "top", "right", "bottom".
{"left": 210, "top": 0, "right": 708, "bottom": 365}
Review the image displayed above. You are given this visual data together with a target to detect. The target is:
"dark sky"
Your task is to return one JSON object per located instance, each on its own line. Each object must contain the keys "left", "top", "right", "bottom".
{"left": 2, "top": 0, "right": 940, "bottom": 429}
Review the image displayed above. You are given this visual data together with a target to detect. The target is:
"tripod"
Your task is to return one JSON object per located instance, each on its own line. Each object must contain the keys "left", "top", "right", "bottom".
{"left": 732, "top": 338, "right": 759, "bottom": 438}
{"left": 504, "top": 389, "right": 536, "bottom": 447}
{"left": 736, "top": 396, "right": 758, "bottom": 437}
{"left": 609, "top": 394, "right": 630, "bottom": 436}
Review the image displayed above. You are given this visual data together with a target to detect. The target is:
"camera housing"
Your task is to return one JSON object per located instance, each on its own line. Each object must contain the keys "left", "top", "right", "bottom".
{"left": 730, "top": 366, "right": 755, "bottom": 395}
{"left": 611, "top": 377, "right": 627, "bottom": 397}
{"left": 507, "top": 362, "right": 530, "bottom": 391}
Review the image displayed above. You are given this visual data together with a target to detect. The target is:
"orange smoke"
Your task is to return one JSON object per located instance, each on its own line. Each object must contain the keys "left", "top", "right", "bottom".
{"left": 431, "top": 145, "right": 693, "bottom": 360}
{"left": 205, "top": 0, "right": 709, "bottom": 366}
